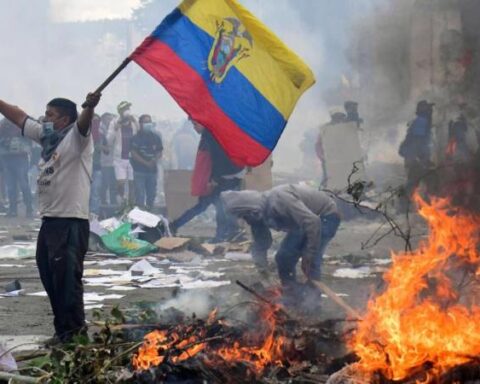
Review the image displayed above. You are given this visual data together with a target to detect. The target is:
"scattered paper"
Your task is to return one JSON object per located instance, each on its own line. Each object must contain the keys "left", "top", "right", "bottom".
{"left": 321, "top": 293, "right": 349, "bottom": 298}
{"left": 90, "top": 219, "right": 107, "bottom": 236}
{"left": 0, "top": 343, "right": 17, "bottom": 371}
{"left": 28, "top": 291, "right": 48, "bottom": 297}
{"left": 84, "top": 269, "right": 125, "bottom": 277}
{"left": 85, "top": 304, "right": 104, "bottom": 310}
{"left": 0, "top": 244, "right": 36, "bottom": 259}
{"left": 225, "top": 252, "right": 251, "bottom": 262}
{"left": 0, "top": 290, "right": 25, "bottom": 297}
{"left": 83, "top": 293, "right": 125, "bottom": 303}
{"left": 0, "top": 264, "right": 23, "bottom": 268}
{"left": 128, "top": 259, "right": 161, "bottom": 276}
{"left": 84, "top": 259, "right": 133, "bottom": 266}
{"left": 99, "top": 217, "right": 122, "bottom": 232}
{"left": 127, "top": 207, "right": 161, "bottom": 228}
{"left": 333, "top": 267, "right": 373, "bottom": 279}
{"left": 129, "top": 226, "right": 146, "bottom": 235}
{"left": 181, "top": 280, "right": 231, "bottom": 289}
{"left": 373, "top": 258, "right": 392, "bottom": 265}
{"left": 107, "top": 286, "right": 137, "bottom": 291}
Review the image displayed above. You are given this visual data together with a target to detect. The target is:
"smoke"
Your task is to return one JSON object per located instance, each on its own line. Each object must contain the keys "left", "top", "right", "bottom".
{"left": 156, "top": 290, "right": 213, "bottom": 319}
{"left": 0, "top": 0, "right": 373, "bottom": 174}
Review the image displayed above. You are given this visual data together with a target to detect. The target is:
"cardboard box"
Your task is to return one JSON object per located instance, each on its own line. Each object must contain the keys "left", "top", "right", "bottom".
{"left": 164, "top": 170, "right": 198, "bottom": 221}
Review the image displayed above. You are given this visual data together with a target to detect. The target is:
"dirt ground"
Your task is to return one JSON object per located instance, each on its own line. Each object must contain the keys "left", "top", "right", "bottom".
{"left": 0, "top": 209, "right": 426, "bottom": 356}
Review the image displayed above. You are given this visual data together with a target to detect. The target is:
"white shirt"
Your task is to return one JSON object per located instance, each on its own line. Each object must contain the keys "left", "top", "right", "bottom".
{"left": 23, "top": 118, "right": 93, "bottom": 219}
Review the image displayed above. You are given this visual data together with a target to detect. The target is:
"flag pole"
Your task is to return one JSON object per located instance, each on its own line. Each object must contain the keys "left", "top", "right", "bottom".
{"left": 81, "top": 58, "right": 132, "bottom": 108}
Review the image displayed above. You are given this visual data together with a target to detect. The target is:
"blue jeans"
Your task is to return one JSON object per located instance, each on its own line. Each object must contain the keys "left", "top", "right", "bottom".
{"left": 101, "top": 166, "right": 117, "bottom": 205}
{"left": 171, "top": 178, "right": 240, "bottom": 240}
{"left": 2, "top": 155, "right": 33, "bottom": 215}
{"left": 89, "top": 170, "right": 102, "bottom": 215}
{"left": 276, "top": 213, "right": 340, "bottom": 283}
{"left": 134, "top": 171, "right": 157, "bottom": 210}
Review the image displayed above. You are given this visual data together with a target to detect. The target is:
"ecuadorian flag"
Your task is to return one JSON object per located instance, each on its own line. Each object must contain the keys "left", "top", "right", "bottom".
{"left": 130, "top": 0, "right": 315, "bottom": 166}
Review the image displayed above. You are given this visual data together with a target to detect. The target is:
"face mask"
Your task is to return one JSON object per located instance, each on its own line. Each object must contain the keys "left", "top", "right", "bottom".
{"left": 122, "top": 110, "right": 131, "bottom": 117}
{"left": 142, "top": 122, "right": 154, "bottom": 132}
{"left": 42, "top": 121, "right": 55, "bottom": 135}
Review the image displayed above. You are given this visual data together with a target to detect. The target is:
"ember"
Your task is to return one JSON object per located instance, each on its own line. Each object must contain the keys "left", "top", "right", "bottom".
{"left": 350, "top": 193, "right": 480, "bottom": 382}
{"left": 131, "top": 287, "right": 338, "bottom": 382}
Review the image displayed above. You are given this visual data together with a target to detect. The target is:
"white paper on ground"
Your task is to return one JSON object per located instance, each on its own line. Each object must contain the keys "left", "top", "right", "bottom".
{"left": 225, "top": 252, "right": 251, "bottom": 262}
{"left": 0, "top": 244, "right": 36, "bottom": 259}
{"left": 0, "top": 264, "right": 24, "bottom": 268}
{"left": 333, "top": 266, "right": 373, "bottom": 279}
{"left": 129, "top": 226, "right": 146, "bottom": 235}
{"left": 83, "top": 293, "right": 125, "bottom": 303}
{"left": 28, "top": 291, "right": 48, "bottom": 297}
{"left": 321, "top": 293, "right": 349, "bottom": 298}
{"left": 99, "top": 217, "right": 122, "bottom": 232}
{"left": 373, "top": 258, "right": 392, "bottom": 265}
{"left": 0, "top": 290, "right": 25, "bottom": 297}
{"left": 127, "top": 207, "right": 161, "bottom": 228}
{"left": 139, "top": 274, "right": 193, "bottom": 289}
{"left": 181, "top": 280, "right": 231, "bottom": 289}
{"left": 107, "top": 286, "right": 137, "bottom": 291}
{"left": 85, "top": 304, "right": 104, "bottom": 310}
{"left": 84, "top": 269, "right": 125, "bottom": 277}
{"left": 84, "top": 259, "right": 133, "bottom": 266}
{"left": 90, "top": 219, "right": 107, "bottom": 236}
{"left": 0, "top": 343, "right": 17, "bottom": 371}
{"left": 128, "top": 259, "right": 161, "bottom": 276}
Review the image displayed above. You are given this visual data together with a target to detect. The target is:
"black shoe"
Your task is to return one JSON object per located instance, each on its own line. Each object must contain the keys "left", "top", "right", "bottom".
{"left": 43, "top": 334, "right": 63, "bottom": 348}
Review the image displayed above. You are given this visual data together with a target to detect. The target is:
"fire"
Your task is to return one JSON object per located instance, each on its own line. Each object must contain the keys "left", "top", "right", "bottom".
{"left": 351, "top": 193, "right": 480, "bottom": 381}
{"left": 214, "top": 305, "right": 289, "bottom": 372}
{"left": 132, "top": 292, "right": 291, "bottom": 376}
{"left": 132, "top": 327, "right": 207, "bottom": 370}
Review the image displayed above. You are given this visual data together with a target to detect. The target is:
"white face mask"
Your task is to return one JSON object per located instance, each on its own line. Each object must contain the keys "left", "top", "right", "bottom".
{"left": 142, "top": 122, "right": 154, "bottom": 132}
{"left": 42, "top": 121, "right": 54, "bottom": 135}
{"left": 122, "top": 110, "right": 131, "bottom": 117}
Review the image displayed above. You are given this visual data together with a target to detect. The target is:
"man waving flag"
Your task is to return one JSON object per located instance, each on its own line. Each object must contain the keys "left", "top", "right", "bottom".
{"left": 130, "top": 0, "right": 315, "bottom": 166}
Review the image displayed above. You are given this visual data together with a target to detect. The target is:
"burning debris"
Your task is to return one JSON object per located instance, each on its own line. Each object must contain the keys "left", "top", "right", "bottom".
{"left": 333, "top": 193, "right": 480, "bottom": 383}
{"left": 131, "top": 286, "right": 342, "bottom": 383}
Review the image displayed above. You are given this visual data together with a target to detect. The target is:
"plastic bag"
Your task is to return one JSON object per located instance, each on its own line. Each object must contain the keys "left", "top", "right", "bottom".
{"left": 100, "top": 223, "right": 157, "bottom": 257}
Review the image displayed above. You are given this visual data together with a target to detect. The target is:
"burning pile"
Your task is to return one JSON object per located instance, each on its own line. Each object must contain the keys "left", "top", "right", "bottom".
{"left": 349, "top": 193, "right": 480, "bottom": 383}
{"left": 131, "top": 289, "right": 337, "bottom": 383}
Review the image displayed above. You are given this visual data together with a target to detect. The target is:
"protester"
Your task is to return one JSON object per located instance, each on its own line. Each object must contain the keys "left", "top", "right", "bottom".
{"left": 0, "top": 118, "right": 33, "bottom": 217}
{"left": 170, "top": 120, "right": 244, "bottom": 242}
{"left": 398, "top": 100, "right": 434, "bottom": 209}
{"left": 107, "top": 101, "right": 139, "bottom": 206}
{"left": 0, "top": 92, "right": 101, "bottom": 344}
{"left": 130, "top": 114, "right": 163, "bottom": 211}
{"left": 315, "top": 107, "right": 348, "bottom": 188}
{"left": 344, "top": 100, "right": 363, "bottom": 127}
{"left": 221, "top": 184, "right": 340, "bottom": 308}
{"left": 99, "top": 112, "right": 117, "bottom": 206}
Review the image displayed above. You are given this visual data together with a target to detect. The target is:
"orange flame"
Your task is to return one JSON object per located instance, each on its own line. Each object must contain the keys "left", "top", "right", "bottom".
{"left": 132, "top": 293, "right": 290, "bottom": 375}
{"left": 351, "top": 193, "right": 480, "bottom": 381}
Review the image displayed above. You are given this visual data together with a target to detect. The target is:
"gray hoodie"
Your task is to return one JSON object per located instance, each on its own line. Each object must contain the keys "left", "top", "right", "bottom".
{"left": 221, "top": 184, "right": 339, "bottom": 264}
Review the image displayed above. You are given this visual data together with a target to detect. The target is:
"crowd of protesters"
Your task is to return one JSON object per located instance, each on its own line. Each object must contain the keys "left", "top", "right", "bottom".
{"left": 0, "top": 100, "right": 206, "bottom": 219}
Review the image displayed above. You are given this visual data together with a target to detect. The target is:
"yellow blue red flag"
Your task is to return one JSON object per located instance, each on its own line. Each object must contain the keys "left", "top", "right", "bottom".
{"left": 130, "top": 0, "right": 315, "bottom": 166}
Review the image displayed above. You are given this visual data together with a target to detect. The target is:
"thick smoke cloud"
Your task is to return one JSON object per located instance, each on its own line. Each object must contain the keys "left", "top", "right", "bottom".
{"left": 0, "top": 0, "right": 378, "bottom": 172}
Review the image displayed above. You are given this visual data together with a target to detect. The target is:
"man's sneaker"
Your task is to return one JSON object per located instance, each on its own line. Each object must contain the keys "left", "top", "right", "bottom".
{"left": 43, "top": 334, "right": 63, "bottom": 348}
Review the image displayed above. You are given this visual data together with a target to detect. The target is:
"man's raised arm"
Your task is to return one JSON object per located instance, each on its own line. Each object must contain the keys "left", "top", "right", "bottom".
{"left": 77, "top": 92, "right": 101, "bottom": 136}
{"left": 0, "top": 100, "right": 28, "bottom": 129}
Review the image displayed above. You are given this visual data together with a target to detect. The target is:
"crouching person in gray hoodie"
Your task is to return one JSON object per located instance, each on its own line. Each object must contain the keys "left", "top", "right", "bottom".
{"left": 221, "top": 184, "right": 341, "bottom": 287}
